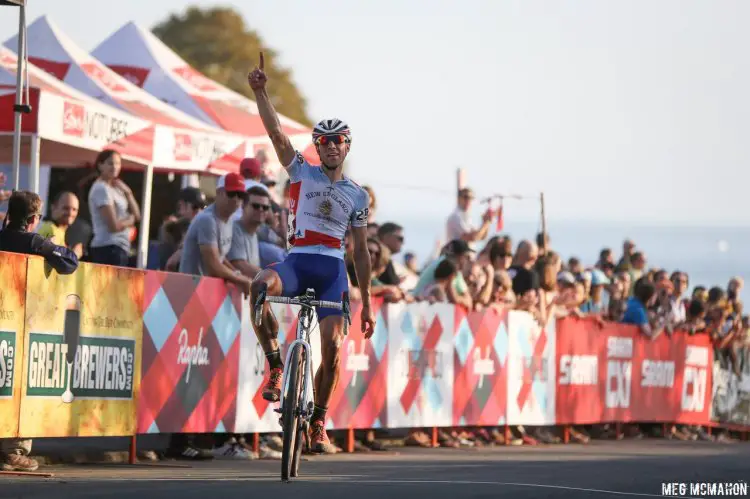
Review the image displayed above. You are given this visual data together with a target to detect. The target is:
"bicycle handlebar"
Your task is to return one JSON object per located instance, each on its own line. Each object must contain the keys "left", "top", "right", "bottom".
{"left": 264, "top": 295, "right": 343, "bottom": 311}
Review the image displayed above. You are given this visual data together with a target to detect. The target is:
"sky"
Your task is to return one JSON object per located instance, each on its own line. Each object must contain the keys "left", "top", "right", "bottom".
{"left": 1, "top": 0, "right": 749, "bottom": 227}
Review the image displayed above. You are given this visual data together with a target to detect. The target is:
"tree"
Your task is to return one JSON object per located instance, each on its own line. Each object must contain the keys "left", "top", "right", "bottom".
{"left": 153, "top": 6, "right": 311, "bottom": 126}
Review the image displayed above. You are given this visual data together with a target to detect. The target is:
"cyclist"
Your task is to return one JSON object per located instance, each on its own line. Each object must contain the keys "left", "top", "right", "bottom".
{"left": 248, "top": 52, "right": 375, "bottom": 454}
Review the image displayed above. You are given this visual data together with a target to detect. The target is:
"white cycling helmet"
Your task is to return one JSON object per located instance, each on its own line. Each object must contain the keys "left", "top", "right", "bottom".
{"left": 312, "top": 119, "right": 351, "bottom": 143}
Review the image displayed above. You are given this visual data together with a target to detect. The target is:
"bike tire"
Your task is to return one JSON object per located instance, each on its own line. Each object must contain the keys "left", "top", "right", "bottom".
{"left": 290, "top": 350, "right": 307, "bottom": 477}
{"left": 281, "top": 345, "right": 303, "bottom": 482}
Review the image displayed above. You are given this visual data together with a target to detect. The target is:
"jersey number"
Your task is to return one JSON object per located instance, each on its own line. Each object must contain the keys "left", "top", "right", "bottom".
{"left": 354, "top": 208, "right": 369, "bottom": 223}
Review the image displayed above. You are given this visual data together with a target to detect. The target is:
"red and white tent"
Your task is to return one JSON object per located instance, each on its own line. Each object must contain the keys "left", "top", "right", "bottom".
{"left": 0, "top": 46, "right": 154, "bottom": 170}
{"left": 92, "top": 21, "right": 320, "bottom": 170}
{"left": 4, "top": 16, "right": 253, "bottom": 175}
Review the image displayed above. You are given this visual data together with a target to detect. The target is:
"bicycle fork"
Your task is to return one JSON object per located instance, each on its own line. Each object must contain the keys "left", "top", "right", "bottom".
{"left": 278, "top": 331, "right": 315, "bottom": 423}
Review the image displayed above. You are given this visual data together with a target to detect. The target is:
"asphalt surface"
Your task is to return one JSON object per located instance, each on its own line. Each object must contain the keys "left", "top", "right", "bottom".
{"left": 1, "top": 440, "right": 748, "bottom": 499}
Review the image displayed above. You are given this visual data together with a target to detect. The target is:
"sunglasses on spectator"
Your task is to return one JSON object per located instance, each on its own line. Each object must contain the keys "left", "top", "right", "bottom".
{"left": 251, "top": 203, "right": 270, "bottom": 211}
{"left": 227, "top": 191, "right": 247, "bottom": 200}
{"left": 315, "top": 134, "right": 349, "bottom": 146}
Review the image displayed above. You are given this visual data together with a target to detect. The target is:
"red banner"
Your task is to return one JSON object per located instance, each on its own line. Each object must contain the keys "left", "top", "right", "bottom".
{"left": 555, "top": 318, "right": 712, "bottom": 425}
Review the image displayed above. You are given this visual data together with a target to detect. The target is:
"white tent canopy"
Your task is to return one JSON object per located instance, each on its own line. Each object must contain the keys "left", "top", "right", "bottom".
{"left": 92, "top": 21, "right": 319, "bottom": 173}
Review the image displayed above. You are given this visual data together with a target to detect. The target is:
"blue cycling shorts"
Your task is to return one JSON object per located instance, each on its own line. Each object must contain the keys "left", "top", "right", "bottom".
{"left": 268, "top": 253, "right": 349, "bottom": 320}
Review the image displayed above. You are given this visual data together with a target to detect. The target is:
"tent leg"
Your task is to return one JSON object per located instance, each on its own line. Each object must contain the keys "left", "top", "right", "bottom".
{"left": 136, "top": 164, "right": 154, "bottom": 269}
{"left": 11, "top": 3, "right": 26, "bottom": 190}
{"left": 29, "top": 134, "right": 40, "bottom": 194}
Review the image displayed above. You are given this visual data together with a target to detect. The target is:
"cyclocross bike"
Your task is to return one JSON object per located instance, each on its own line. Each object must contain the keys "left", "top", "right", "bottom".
{"left": 255, "top": 288, "right": 351, "bottom": 482}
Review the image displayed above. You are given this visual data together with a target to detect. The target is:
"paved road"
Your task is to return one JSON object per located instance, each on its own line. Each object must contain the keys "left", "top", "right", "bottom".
{"left": 1, "top": 440, "right": 748, "bottom": 498}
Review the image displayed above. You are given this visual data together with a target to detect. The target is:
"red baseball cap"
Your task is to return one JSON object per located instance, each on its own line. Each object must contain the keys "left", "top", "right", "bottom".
{"left": 240, "top": 157, "right": 262, "bottom": 179}
{"left": 217, "top": 172, "right": 246, "bottom": 193}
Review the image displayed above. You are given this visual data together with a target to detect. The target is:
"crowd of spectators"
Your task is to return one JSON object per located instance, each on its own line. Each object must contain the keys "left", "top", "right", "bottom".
{"left": 1, "top": 149, "right": 749, "bottom": 466}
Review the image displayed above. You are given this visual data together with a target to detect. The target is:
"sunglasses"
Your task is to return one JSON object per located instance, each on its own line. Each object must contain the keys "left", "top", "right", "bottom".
{"left": 315, "top": 134, "right": 349, "bottom": 146}
{"left": 227, "top": 191, "right": 247, "bottom": 200}
{"left": 251, "top": 203, "right": 270, "bottom": 212}
{"left": 395, "top": 235, "right": 404, "bottom": 243}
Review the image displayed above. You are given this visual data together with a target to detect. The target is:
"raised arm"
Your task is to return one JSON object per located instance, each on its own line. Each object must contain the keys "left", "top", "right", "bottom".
{"left": 248, "top": 52, "right": 296, "bottom": 168}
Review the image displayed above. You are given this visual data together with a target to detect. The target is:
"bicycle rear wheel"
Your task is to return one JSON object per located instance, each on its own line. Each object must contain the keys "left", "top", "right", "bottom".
{"left": 281, "top": 345, "right": 303, "bottom": 482}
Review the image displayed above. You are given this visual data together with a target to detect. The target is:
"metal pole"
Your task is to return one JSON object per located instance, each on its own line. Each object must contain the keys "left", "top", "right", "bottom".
{"left": 136, "top": 164, "right": 154, "bottom": 269}
{"left": 540, "top": 192, "right": 547, "bottom": 242}
{"left": 11, "top": 3, "right": 26, "bottom": 190}
{"left": 456, "top": 167, "right": 466, "bottom": 193}
{"left": 28, "top": 133, "right": 40, "bottom": 193}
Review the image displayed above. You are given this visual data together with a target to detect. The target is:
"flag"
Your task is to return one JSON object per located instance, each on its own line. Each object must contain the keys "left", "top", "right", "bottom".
{"left": 496, "top": 202, "right": 504, "bottom": 231}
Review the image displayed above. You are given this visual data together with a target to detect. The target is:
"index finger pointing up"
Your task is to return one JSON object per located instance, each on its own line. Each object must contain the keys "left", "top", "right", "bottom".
{"left": 259, "top": 51, "right": 265, "bottom": 71}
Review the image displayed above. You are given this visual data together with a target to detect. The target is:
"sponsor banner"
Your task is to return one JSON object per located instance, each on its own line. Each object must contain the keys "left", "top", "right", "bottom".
{"left": 506, "top": 311, "right": 556, "bottom": 425}
{"left": 235, "top": 299, "right": 321, "bottom": 433}
{"left": 152, "top": 126, "right": 242, "bottom": 171}
{"left": 556, "top": 318, "right": 714, "bottom": 425}
{"left": 0, "top": 253, "right": 28, "bottom": 438}
{"left": 139, "top": 271, "right": 241, "bottom": 434}
{"left": 453, "top": 307, "right": 508, "bottom": 426}
{"left": 327, "top": 299, "right": 388, "bottom": 430}
{"left": 387, "top": 302, "right": 454, "bottom": 428}
{"left": 19, "top": 259, "right": 143, "bottom": 437}
{"left": 711, "top": 348, "right": 750, "bottom": 426}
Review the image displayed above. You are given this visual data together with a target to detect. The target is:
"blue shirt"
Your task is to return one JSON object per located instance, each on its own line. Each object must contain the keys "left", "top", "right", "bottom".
{"left": 622, "top": 297, "right": 648, "bottom": 326}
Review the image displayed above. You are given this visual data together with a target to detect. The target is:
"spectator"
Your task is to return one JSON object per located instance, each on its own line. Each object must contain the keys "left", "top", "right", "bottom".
{"left": 488, "top": 270, "right": 515, "bottom": 312}
{"left": 239, "top": 157, "right": 269, "bottom": 193}
{"left": 88, "top": 150, "right": 141, "bottom": 267}
{"left": 404, "top": 252, "right": 419, "bottom": 271}
{"left": 617, "top": 270, "right": 633, "bottom": 298}
{"left": 628, "top": 251, "right": 647, "bottom": 291}
{"left": 0, "top": 190, "right": 78, "bottom": 472}
{"left": 162, "top": 218, "right": 191, "bottom": 271}
{"left": 412, "top": 240, "right": 474, "bottom": 310}
{"left": 159, "top": 187, "right": 206, "bottom": 270}
{"left": 363, "top": 185, "right": 377, "bottom": 223}
{"left": 227, "top": 186, "right": 270, "bottom": 279}
{"left": 37, "top": 191, "right": 82, "bottom": 258}
{"left": 616, "top": 239, "right": 636, "bottom": 272}
{"left": 446, "top": 187, "right": 492, "bottom": 249}
{"left": 607, "top": 274, "right": 628, "bottom": 322}
{"left": 623, "top": 278, "right": 663, "bottom": 339}
{"left": 376, "top": 222, "right": 405, "bottom": 286}
{"left": 367, "top": 238, "right": 404, "bottom": 302}
{"left": 727, "top": 277, "right": 744, "bottom": 313}
{"left": 678, "top": 299, "right": 707, "bottom": 335}
{"left": 567, "top": 257, "right": 583, "bottom": 276}
{"left": 178, "top": 172, "right": 251, "bottom": 296}
{"left": 420, "top": 259, "right": 459, "bottom": 304}
{"left": 488, "top": 240, "right": 513, "bottom": 271}
{"left": 466, "top": 260, "right": 495, "bottom": 310}
{"left": 537, "top": 251, "right": 562, "bottom": 318}
{"left": 508, "top": 241, "right": 540, "bottom": 310}
{"left": 367, "top": 223, "right": 379, "bottom": 239}
{"left": 669, "top": 271, "right": 689, "bottom": 325}
{"left": 692, "top": 286, "right": 708, "bottom": 303}
{"left": 597, "top": 248, "right": 614, "bottom": 269}
{"left": 580, "top": 269, "right": 610, "bottom": 315}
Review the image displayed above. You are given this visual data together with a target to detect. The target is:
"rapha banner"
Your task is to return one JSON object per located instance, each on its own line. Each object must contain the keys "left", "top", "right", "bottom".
{"left": 387, "top": 302, "right": 454, "bottom": 428}
{"left": 0, "top": 252, "right": 27, "bottom": 438}
{"left": 506, "top": 311, "right": 555, "bottom": 426}
{"left": 453, "top": 307, "right": 508, "bottom": 426}
{"left": 327, "top": 298, "right": 388, "bottom": 430}
{"left": 19, "top": 259, "right": 143, "bottom": 437}
{"left": 234, "top": 299, "right": 321, "bottom": 433}
{"left": 711, "top": 348, "right": 750, "bottom": 426}
{"left": 138, "top": 271, "right": 241, "bottom": 434}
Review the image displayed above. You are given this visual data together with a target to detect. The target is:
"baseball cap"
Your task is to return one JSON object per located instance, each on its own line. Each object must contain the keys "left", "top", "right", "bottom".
{"left": 590, "top": 269, "right": 611, "bottom": 286}
{"left": 557, "top": 271, "right": 576, "bottom": 285}
{"left": 217, "top": 172, "right": 246, "bottom": 193}
{"left": 240, "top": 158, "right": 262, "bottom": 179}
{"left": 178, "top": 187, "right": 206, "bottom": 208}
{"left": 444, "top": 239, "right": 475, "bottom": 256}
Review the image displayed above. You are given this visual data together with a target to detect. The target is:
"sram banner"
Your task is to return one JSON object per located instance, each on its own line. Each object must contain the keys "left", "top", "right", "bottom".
{"left": 19, "top": 259, "right": 143, "bottom": 437}
{"left": 555, "top": 318, "right": 712, "bottom": 425}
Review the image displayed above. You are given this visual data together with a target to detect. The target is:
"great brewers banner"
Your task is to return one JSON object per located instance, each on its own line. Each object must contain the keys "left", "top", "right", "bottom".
{"left": 0, "top": 252, "right": 28, "bottom": 438}
{"left": 19, "top": 259, "right": 143, "bottom": 437}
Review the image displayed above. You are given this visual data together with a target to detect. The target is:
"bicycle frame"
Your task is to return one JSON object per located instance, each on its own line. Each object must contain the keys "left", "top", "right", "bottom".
{"left": 278, "top": 305, "right": 316, "bottom": 422}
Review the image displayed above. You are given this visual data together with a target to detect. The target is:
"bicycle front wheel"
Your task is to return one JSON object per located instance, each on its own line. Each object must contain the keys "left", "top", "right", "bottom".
{"left": 281, "top": 344, "right": 303, "bottom": 482}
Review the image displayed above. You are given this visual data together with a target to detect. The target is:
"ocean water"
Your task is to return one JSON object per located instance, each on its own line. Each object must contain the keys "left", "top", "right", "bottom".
{"left": 393, "top": 217, "right": 750, "bottom": 304}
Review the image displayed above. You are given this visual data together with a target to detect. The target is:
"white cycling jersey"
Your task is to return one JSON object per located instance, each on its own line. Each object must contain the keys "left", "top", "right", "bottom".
{"left": 286, "top": 151, "right": 369, "bottom": 259}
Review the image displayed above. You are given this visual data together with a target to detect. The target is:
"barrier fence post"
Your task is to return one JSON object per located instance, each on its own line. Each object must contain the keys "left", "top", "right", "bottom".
{"left": 563, "top": 426, "right": 570, "bottom": 444}
{"left": 252, "top": 433, "right": 259, "bottom": 453}
{"left": 129, "top": 435, "right": 137, "bottom": 464}
{"left": 346, "top": 428, "right": 354, "bottom": 453}
{"left": 431, "top": 427, "right": 438, "bottom": 448}
{"left": 615, "top": 422, "right": 622, "bottom": 440}
{"left": 504, "top": 425, "right": 510, "bottom": 446}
